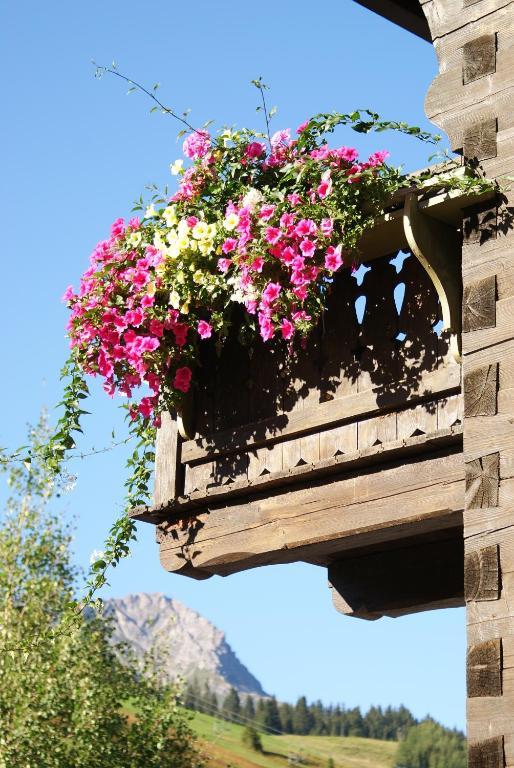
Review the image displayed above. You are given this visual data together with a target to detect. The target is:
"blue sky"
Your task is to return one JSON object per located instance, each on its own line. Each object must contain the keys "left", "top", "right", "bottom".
{"left": 0, "top": 0, "right": 465, "bottom": 730}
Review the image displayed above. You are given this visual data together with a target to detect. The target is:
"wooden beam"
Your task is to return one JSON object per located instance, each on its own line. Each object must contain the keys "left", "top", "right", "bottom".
{"left": 351, "top": 0, "right": 431, "bottom": 41}
{"left": 328, "top": 532, "right": 464, "bottom": 620}
{"left": 157, "top": 449, "right": 464, "bottom": 577}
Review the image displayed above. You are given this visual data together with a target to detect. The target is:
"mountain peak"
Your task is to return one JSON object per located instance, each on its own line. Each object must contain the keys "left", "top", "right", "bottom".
{"left": 104, "top": 592, "right": 267, "bottom": 699}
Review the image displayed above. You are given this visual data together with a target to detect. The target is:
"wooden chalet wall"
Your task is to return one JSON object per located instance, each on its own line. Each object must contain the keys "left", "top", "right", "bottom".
{"left": 419, "top": 1, "right": 514, "bottom": 765}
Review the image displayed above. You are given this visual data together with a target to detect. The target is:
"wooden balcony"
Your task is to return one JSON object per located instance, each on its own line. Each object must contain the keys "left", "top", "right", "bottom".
{"left": 132, "top": 171, "right": 495, "bottom": 620}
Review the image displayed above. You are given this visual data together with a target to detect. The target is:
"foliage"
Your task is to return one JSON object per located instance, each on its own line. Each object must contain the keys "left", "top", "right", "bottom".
{"left": 242, "top": 725, "right": 263, "bottom": 752}
{"left": 0, "top": 416, "right": 201, "bottom": 768}
{"left": 395, "top": 720, "right": 466, "bottom": 768}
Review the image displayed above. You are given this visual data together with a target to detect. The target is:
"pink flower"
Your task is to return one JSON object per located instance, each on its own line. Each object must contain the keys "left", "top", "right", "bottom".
{"left": 297, "top": 119, "right": 309, "bottom": 133}
{"left": 110, "top": 218, "right": 125, "bottom": 240}
{"left": 258, "top": 314, "right": 275, "bottom": 341}
{"left": 261, "top": 282, "right": 282, "bottom": 306}
{"left": 149, "top": 319, "right": 164, "bottom": 337}
{"left": 317, "top": 176, "right": 333, "bottom": 199}
{"left": 222, "top": 238, "right": 237, "bottom": 253}
{"left": 173, "top": 323, "right": 189, "bottom": 347}
{"left": 246, "top": 141, "right": 266, "bottom": 158}
{"left": 182, "top": 130, "right": 211, "bottom": 160}
{"left": 320, "top": 218, "right": 334, "bottom": 237}
{"left": 250, "top": 256, "right": 264, "bottom": 272}
{"left": 325, "top": 245, "right": 343, "bottom": 272}
{"left": 173, "top": 366, "right": 192, "bottom": 392}
{"left": 61, "top": 285, "right": 75, "bottom": 303}
{"left": 300, "top": 239, "right": 316, "bottom": 258}
{"left": 197, "top": 320, "right": 212, "bottom": 339}
{"left": 126, "top": 308, "right": 144, "bottom": 327}
{"left": 217, "top": 258, "right": 232, "bottom": 273}
{"left": 295, "top": 219, "right": 317, "bottom": 237}
{"left": 265, "top": 227, "right": 282, "bottom": 245}
{"left": 280, "top": 318, "right": 295, "bottom": 340}
{"left": 138, "top": 396, "right": 156, "bottom": 419}
{"left": 259, "top": 204, "right": 276, "bottom": 221}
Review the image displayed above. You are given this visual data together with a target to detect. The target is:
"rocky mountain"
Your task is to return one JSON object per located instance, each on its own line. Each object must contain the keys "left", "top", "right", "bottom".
{"left": 104, "top": 592, "right": 267, "bottom": 700}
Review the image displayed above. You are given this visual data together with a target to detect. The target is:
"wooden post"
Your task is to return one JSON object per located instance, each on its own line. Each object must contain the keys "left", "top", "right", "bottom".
{"left": 422, "top": 1, "right": 514, "bottom": 763}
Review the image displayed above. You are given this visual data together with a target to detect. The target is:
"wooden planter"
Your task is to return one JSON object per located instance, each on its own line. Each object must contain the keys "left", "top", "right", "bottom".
{"left": 132, "top": 169, "right": 495, "bottom": 619}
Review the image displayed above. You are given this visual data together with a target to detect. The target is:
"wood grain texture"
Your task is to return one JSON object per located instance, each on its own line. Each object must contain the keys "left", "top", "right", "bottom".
{"left": 464, "top": 364, "right": 498, "bottom": 416}
{"left": 329, "top": 533, "right": 464, "bottom": 621}
{"left": 463, "top": 35, "right": 497, "bottom": 85}
{"left": 463, "top": 275, "right": 497, "bottom": 333}
{"left": 463, "top": 119, "right": 498, "bottom": 161}
{"left": 466, "top": 453, "right": 500, "bottom": 508}
{"left": 468, "top": 736, "right": 504, "bottom": 768}
{"left": 465, "top": 545, "right": 501, "bottom": 602}
{"left": 467, "top": 638, "right": 502, "bottom": 697}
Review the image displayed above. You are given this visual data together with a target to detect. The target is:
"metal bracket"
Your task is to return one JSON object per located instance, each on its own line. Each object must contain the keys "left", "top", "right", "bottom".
{"left": 403, "top": 191, "right": 462, "bottom": 363}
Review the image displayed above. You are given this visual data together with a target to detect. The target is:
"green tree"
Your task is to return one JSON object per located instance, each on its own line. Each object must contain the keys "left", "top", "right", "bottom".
{"left": 0, "top": 416, "right": 201, "bottom": 768}
{"left": 222, "top": 687, "right": 241, "bottom": 721}
{"left": 242, "top": 725, "right": 263, "bottom": 752}
{"left": 395, "top": 719, "right": 467, "bottom": 768}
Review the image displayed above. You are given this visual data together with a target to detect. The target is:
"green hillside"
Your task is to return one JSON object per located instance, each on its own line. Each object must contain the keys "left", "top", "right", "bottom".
{"left": 188, "top": 710, "right": 398, "bottom": 768}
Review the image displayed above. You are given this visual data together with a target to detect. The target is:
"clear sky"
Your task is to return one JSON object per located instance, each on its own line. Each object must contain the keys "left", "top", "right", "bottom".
{"left": 0, "top": 0, "right": 465, "bottom": 731}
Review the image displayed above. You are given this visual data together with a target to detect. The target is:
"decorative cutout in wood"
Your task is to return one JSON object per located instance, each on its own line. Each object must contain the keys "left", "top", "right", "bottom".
{"left": 463, "top": 275, "right": 496, "bottom": 333}
{"left": 463, "top": 118, "right": 498, "bottom": 161}
{"left": 463, "top": 35, "right": 496, "bottom": 84}
{"left": 464, "top": 364, "right": 498, "bottom": 416}
{"left": 468, "top": 736, "right": 504, "bottom": 768}
{"left": 467, "top": 638, "right": 502, "bottom": 697}
{"left": 465, "top": 453, "right": 500, "bottom": 508}
{"left": 464, "top": 545, "right": 500, "bottom": 602}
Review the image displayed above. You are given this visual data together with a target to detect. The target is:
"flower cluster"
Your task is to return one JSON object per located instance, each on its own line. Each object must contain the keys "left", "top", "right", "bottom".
{"left": 63, "top": 115, "right": 411, "bottom": 423}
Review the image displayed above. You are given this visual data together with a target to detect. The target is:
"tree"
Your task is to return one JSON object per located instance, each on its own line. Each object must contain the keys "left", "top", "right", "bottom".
{"left": 222, "top": 687, "right": 241, "bottom": 721}
{"left": 293, "top": 696, "right": 314, "bottom": 735}
{"left": 0, "top": 415, "right": 201, "bottom": 768}
{"left": 395, "top": 719, "right": 467, "bottom": 768}
{"left": 242, "top": 725, "right": 263, "bottom": 752}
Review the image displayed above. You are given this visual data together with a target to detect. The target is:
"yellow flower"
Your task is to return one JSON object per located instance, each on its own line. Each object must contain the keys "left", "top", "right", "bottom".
{"left": 224, "top": 213, "right": 239, "bottom": 231}
{"left": 170, "top": 159, "right": 184, "bottom": 175}
{"left": 127, "top": 231, "right": 142, "bottom": 247}
{"left": 192, "top": 221, "right": 209, "bottom": 240}
{"left": 163, "top": 206, "right": 178, "bottom": 227}
{"left": 198, "top": 239, "right": 214, "bottom": 256}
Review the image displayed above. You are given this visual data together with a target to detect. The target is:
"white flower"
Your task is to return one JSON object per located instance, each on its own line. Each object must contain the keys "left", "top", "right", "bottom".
{"left": 89, "top": 549, "right": 105, "bottom": 565}
{"left": 242, "top": 188, "right": 263, "bottom": 212}
{"left": 144, "top": 204, "right": 157, "bottom": 218}
{"left": 170, "top": 159, "right": 184, "bottom": 175}
{"left": 224, "top": 213, "right": 239, "bottom": 231}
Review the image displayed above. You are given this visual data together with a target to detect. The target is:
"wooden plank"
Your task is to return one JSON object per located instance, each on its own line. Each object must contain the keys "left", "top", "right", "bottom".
{"left": 181, "top": 364, "right": 461, "bottom": 464}
{"left": 153, "top": 411, "right": 182, "bottom": 505}
{"left": 463, "top": 275, "right": 497, "bottom": 333}
{"left": 464, "top": 364, "right": 499, "bottom": 416}
{"left": 463, "top": 35, "right": 497, "bottom": 85}
{"left": 465, "top": 545, "right": 501, "bottom": 602}
{"left": 467, "top": 638, "right": 502, "bottom": 697}
{"left": 158, "top": 451, "right": 464, "bottom": 576}
{"left": 329, "top": 534, "right": 464, "bottom": 621}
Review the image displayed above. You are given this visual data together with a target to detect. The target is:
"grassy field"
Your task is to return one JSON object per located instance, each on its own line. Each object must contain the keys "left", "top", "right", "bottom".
{"left": 188, "top": 710, "right": 398, "bottom": 768}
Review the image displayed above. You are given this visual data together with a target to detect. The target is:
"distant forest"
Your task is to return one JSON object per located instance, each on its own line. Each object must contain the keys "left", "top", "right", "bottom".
{"left": 182, "top": 681, "right": 462, "bottom": 742}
